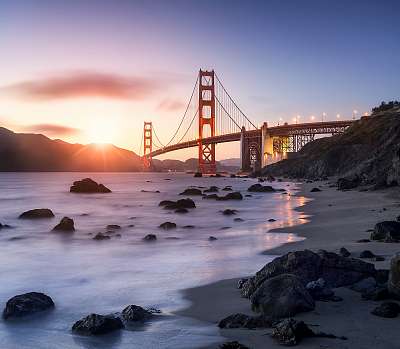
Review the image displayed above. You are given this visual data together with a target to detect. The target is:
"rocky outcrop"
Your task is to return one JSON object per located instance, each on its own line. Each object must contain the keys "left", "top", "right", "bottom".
{"left": 248, "top": 184, "right": 275, "bottom": 192}
{"left": 241, "top": 250, "right": 376, "bottom": 298}
{"left": 371, "top": 221, "right": 400, "bottom": 242}
{"left": 19, "top": 208, "right": 54, "bottom": 219}
{"left": 250, "top": 274, "right": 315, "bottom": 318}
{"left": 306, "top": 278, "right": 339, "bottom": 302}
{"left": 72, "top": 313, "right": 123, "bottom": 335}
{"left": 3, "top": 292, "right": 54, "bottom": 319}
{"left": 121, "top": 305, "right": 152, "bottom": 322}
{"left": 52, "top": 217, "right": 75, "bottom": 232}
{"left": 70, "top": 178, "right": 111, "bottom": 193}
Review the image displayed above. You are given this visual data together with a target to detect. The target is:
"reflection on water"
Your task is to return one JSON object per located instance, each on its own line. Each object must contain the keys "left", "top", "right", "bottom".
{"left": 0, "top": 173, "right": 306, "bottom": 349}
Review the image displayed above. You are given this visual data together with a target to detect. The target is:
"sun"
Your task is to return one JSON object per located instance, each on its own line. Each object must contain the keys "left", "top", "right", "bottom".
{"left": 86, "top": 120, "right": 118, "bottom": 144}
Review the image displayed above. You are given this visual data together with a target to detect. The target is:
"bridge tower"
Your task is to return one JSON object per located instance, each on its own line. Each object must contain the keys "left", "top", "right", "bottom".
{"left": 198, "top": 69, "right": 216, "bottom": 174}
{"left": 143, "top": 121, "right": 153, "bottom": 168}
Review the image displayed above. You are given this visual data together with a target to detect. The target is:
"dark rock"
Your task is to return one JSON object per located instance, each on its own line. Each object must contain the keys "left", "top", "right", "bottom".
{"left": 106, "top": 224, "right": 121, "bottom": 230}
{"left": 222, "top": 209, "right": 237, "bottom": 216}
{"left": 179, "top": 188, "right": 202, "bottom": 196}
{"left": 218, "top": 313, "right": 272, "bottom": 329}
{"left": 357, "top": 239, "right": 371, "bottom": 243}
{"left": 337, "top": 176, "right": 361, "bottom": 190}
{"left": 203, "top": 194, "right": 219, "bottom": 200}
{"left": 70, "top": 178, "right": 111, "bottom": 193}
{"left": 209, "top": 236, "right": 218, "bottom": 241}
{"left": 245, "top": 194, "right": 252, "bottom": 197}
{"left": 3, "top": 292, "right": 54, "bottom": 319}
{"left": 159, "top": 222, "right": 176, "bottom": 230}
{"left": 218, "top": 341, "right": 249, "bottom": 349}
{"left": 217, "top": 192, "right": 243, "bottom": 201}
{"left": 310, "top": 187, "right": 322, "bottom": 192}
{"left": 143, "top": 234, "right": 157, "bottom": 241}
{"left": 339, "top": 247, "right": 351, "bottom": 257}
{"left": 222, "top": 186, "right": 233, "bottom": 191}
{"left": 376, "top": 269, "right": 390, "bottom": 284}
{"left": 237, "top": 278, "right": 248, "bottom": 289}
{"left": 0, "top": 223, "right": 12, "bottom": 229}
{"left": 268, "top": 218, "right": 276, "bottom": 222}
{"left": 121, "top": 305, "right": 152, "bottom": 322}
{"left": 175, "top": 208, "right": 188, "bottom": 214}
{"left": 19, "top": 208, "right": 54, "bottom": 219}
{"left": 371, "top": 221, "right": 400, "bottom": 242}
{"left": 176, "top": 198, "right": 196, "bottom": 208}
{"left": 349, "top": 277, "right": 376, "bottom": 293}
{"left": 271, "top": 318, "right": 315, "bottom": 346}
{"left": 234, "top": 218, "right": 244, "bottom": 222}
{"left": 389, "top": 253, "right": 400, "bottom": 297}
{"left": 52, "top": 217, "right": 75, "bottom": 232}
{"left": 93, "top": 233, "right": 110, "bottom": 240}
{"left": 203, "top": 186, "right": 219, "bottom": 193}
{"left": 362, "top": 286, "right": 391, "bottom": 301}
{"left": 248, "top": 184, "right": 275, "bottom": 192}
{"left": 194, "top": 172, "right": 202, "bottom": 177}
{"left": 182, "top": 225, "right": 195, "bottom": 229}
{"left": 230, "top": 174, "right": 237, "bottom": 178}
{"left": 72, "top": 313, "right": 123, "bottom": 335}
{"left": 266, "top": 174, "right": 275, "bottom": 182}
{"left": 159, "top": 200, "right": 176, "bottom": 207}
{"left": 306, "top": 278, "right": 337, "bottom": 301}
{"left": 141, "top": 190, "right": 160, "bottom": 193}
{"left": 371, "top": 302, "right": 400, "bottom": 318}
{"left": 250, "top": 274, "right": 315, "bottom": 318}
{"left": 241, "top": 249, "right": 376, "bottom": 298}
{"left": 360, "top": 250, "right": 375, "bottom": 258}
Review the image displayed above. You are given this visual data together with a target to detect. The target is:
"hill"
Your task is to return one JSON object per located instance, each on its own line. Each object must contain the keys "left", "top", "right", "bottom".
{"left": 262, "top": 105, "right": 400, "bottom": 187}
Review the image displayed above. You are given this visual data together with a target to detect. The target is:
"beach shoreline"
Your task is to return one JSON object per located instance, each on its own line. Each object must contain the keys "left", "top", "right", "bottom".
{"left": 177, "top": 180, "right": 400, "bottom": 349}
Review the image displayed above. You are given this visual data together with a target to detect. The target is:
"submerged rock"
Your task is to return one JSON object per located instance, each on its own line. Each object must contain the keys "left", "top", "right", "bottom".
{"left": 121, "top": 305, "right": 152, "bottom": 322}
{"left": 93, "top": 233, "right": 110, "bottom": 240}
{"left": 248, "top": 184, "right": 275, "bottom": 192}
{"left": 175, "top": 208, "right": 188, "bottom": 214}
{"left": 217, "top": 192, "right": 243, "bottom": 201}
{"left": 208, "top": 236, "right": 218, "bottom": 241}
{"left": 19, "top": 208, "right": 54, "bottom": 219}
{"left": 250, "top": 274, "right": 315, "bottom": 318}
{"left": 3, "top": 292, "right": 54, "bottom": 319}
{"left": 159, "top": 222, "right": 176, "bottom": 230}
{"left": 52, "top": 217, "right": 75, "bottom": 232}
{"left": 106, "top": 224, "right": 121, "bottom": 230}
{"left": 72, "top": 313, "right": 123, "bottom": 335}
{"left": 159, "top": 198, "right": 196, "bottom": 210}
{"left": 222, "top": 209, "right": 237, "bottom": 216}
{"left": 143, "top": 234, "right": 157, "bottom": 241}
{"left": 179, "top": 188, "right": 202, "bottom": 196}
{"left": 371, "top": 221, "right": 400, "bottom": 242}
{"left": 70, "top": 178, "right": 111, "bottom": 193}
{"left": 203, "top": 186, "right": 219, "bottom": 193}
{"left": 310, "top": 187, "right": 322, "bottom": 192}
{"left": 219, "top": 341, "right": 249, "bottom": 349}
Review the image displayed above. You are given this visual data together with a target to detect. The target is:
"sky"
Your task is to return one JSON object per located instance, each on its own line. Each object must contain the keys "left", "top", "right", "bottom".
{"left": 0, "top": 0, "right": 399, "bottom": 160}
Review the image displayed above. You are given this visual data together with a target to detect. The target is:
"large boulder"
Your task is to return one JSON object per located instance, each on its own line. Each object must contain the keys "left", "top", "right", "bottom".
{"left": 52, "top": 217, "right": 75, "bottom": 232}
{"left": 371, "top": 221, "right": 400, "bottom": 242}
{"left": 389, "top": 253, "right": 400, "bottom": 297}
{"left": 271, "top": 318, "right": 315, "bottom": 346}
{"left": 248, "top": 184, "right": 275, "bottom": 192}
{"left": 3, "top": 292, "right": 54, "bottom": 319}
{"left": 72, "top": 313, "right": 123, "bottom": 335}
{"left": 250, "top": 274, "right": 315, "bottom": 318}
{"left": 121, "top": 305, "right": 152, "bottom": 322}
{"left": 70, "top": 178, "right": 111, "bottom": 193}
{"left": 241, "top": 250, "right": 376, "bottom": 298}
{"left": 19, "top": 208, "right": 54, "bottom": 219}
{"left": 159, "top": 222, "right": 176, "bottom": 230}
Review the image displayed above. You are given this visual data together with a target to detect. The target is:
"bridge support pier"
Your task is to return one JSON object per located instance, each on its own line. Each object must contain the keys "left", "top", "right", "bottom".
{"left": 143, "top": 121, "right": 153, "bottom": 169}
{"left": 240, "top": 127, "right": 262, "bottom": 173}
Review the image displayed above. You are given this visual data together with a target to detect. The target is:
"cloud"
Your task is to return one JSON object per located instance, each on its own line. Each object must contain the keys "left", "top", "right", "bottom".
{"left": 157, "top": 98, "right": 185, "bottom": 112}
{"left": 24, "top": 124, "right": 81, "bottom": 136}
{"left": 2, "top": 71, "right": 160, "bottom": 100}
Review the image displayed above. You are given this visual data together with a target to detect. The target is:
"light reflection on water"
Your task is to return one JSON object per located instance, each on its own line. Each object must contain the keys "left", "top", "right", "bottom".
{"left": 0, "top": 173, "right": 307, "bottom": 349}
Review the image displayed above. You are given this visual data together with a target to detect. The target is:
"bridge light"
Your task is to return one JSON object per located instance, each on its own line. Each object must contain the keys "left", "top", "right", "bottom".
{"left": 336, "top": 114, "right": 341, "bottom": 119}
{"left": 352, "top": 110, "right": 358, "bottom": 120}
{"left": 322, "top": 112, "right": 327, "bottom": 122}
{"left": 292, "top": 117, "right": 297, "bottom": 124}
{"left": 364, "top": 112, "right": 369, "bottom": 117}
{"left": 310, "top": 115, "right": 315, "bottom": 121}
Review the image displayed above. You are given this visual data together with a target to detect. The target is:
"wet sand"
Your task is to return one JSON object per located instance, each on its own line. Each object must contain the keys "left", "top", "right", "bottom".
{"left": 178, "top": 180, "right": 400, "bottom": 349}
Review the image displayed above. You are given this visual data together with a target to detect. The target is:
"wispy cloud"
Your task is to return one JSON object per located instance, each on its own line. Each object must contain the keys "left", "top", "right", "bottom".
{"left": 157, "top": 98, "right": 185, "bottom": 112}
{"left": 1, "top": 71, "right": 161, "bottom": 100}
{"left": 24, "top": 123, "right": 81, "bottom": 136}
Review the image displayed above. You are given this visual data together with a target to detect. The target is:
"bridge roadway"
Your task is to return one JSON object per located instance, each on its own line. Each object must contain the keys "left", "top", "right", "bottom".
{"left": 148, "top": 120, "right": 355, "bottom": 158}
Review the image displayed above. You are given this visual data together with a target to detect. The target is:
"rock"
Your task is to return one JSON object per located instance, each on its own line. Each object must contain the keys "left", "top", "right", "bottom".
{"left": 72, "top": 313, "right": 123, "bottom": 335}
{"left": 93, "top": 233, "right": 110, "bottom": 240}
{"left": 179, "top": 188, "right": 202, "bottom": 196}
{"left": 121, "top": 305, "right": 152, "bottom": 322}
{"left": 176, "top": 198, "right": 196, "bottom": 208}
{"left": 234, "top": 218, "right": 244, "bottom": 222}
{"left": 337, "top": 176, "right": 361, "bottom": 190}
{"left": 357, "top": 238, "right": 371, "bottom": 243}
{"left": 143, "top": 234, "right": 157, "bottom": 241}
{"left": 222, "top": 209, "right": 237, "bottom": 216}
{"left": 194, "top": 172, "right": 202, "bottom": 177}
{"left": 389, "top": 253, "right": 400, "bottom": 297}
{"left": 248, "top": 184, "right": 275, "bottom": 192}
{"left": 159, "top": 200, "right": 176, "bottom": 207}
{"left": 222, "top": 186, "right": 233, "bottom": 191}
{"left": 106, "top": 224, "right": 121, "bottom": 230}
{"left": 203, "top": 186, "right": 219, "bottom": 193}
{"left": 349, "top": 277, "right": 376, "bottom": 293}
{"left": 271, "top": 318, "right": 315, "bottom": 346}
{"left": 19, "top": 208, "right": 54, "bottom": 219}
{"left": 218, "top": 313, "right": 272, "bottom": 329}
{"left": 376, "top": 269, "right": 390, "bottom": 284}
{"left": 306, "top": 278, "right": 336, "bottom": 301}
{"left": 0, "top": 223, "right": 11, "bottom": 229}
{"left": 3, "top": 292, "right": 54, "bottom": 319}
{"left": 250, "top": 274, "right": 315, "bottom": 318}
{"left": 218, "top": 341, "right": 249, "bottom": 349}
{"left": 371, "top": 221, "right": 400, "bottom": 242}
{"left": 266, "top": 174, "right": 275, "bottom": 182}
{"left": 230, "top": 174, "right": 237, "bottom": 178}
{"left": 175, "top": 208, "right": 188, "bottom": 214}
{"left": 237, "top": 278, "right": 248, "bottom": 289}
{"left": 217, "top": 192, "right": 243, "bottom": 201}
{"left": 268, "top": 218, "right": 276, "bottom": 222}
{"left": 203, "top": 194, "right": 219, "bottom": 200}
{"left": 241, "top": 249, "right": 376, "bottom": 298}
{"left": 52, "top": 217, "right": 75, "bottom": 232}
{"left": 310, "top": 187, "right": 322, "bottom": 192}
{"left": 208, "top": 236, "right": 218, "bottom": 241}
{"left": 70, "top": 178, "right": 111, "bottom": 193}
{"left": 371, "top": 302, "right": 400, "bottom": 318}
{"left": 245, "top": 194, "right": 252, "bottom": 197}
{"left": 339, "top": 247, "right": 351, "bottom": 257}
{"left": 159, "top": 222, "right": 176, "bottom": 230}
{"left": 360, "top": 250, "right": 375, "bottom": 258}
{"left": 182, "top": 225, "right": 195, "bottom": 229}
{"left": 362, "top": 286, "right": 391, "bottom": 301}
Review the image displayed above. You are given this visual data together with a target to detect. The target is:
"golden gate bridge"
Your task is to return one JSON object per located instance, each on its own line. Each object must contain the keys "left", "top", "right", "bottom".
{"left": 140, "top": 69, "right": 354, "bottom": 174}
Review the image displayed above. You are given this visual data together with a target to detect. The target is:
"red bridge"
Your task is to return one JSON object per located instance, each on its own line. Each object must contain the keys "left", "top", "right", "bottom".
{"left": 141, "top": 70, "right": 355, "bottom": 173}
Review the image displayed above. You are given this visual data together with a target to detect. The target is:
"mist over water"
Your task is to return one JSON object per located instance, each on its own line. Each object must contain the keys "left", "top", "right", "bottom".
{"left": 0, "top": 173, "right": 306, "bottom": 349}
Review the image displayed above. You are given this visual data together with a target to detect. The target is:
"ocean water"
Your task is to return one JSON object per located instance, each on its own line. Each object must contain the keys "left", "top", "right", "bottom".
{"left": 0, "top": 173, "right": 306, "bottom": 349}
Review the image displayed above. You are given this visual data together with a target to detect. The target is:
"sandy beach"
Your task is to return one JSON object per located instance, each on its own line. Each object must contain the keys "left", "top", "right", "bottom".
{"left": 178, "top": 180, "right": 400, "bottom": 349}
